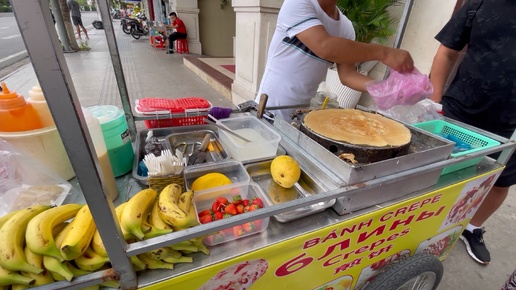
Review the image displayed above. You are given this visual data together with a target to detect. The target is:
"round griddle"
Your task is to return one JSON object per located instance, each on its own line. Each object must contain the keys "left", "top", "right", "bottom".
{"left": 300, "top": 112, "right": 410, "bottom": 164}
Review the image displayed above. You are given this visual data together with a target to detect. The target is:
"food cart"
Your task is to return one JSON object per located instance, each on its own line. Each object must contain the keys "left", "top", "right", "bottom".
{"left": 7, "top": 1, "right": 516, "bottom": 290}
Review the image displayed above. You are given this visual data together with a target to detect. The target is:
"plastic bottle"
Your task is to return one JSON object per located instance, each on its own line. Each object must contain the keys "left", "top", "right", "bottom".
{"left": 310, "top": 91, "right": 340, "bottom": 110}
{"left": 88, "top": 105, "right": 134, "bottom": 177}
{"left": 27, "top": 83, "right": 55, "bottom": 128}
{"left": 0, "top": 82, "right": 43, "bottom": 132}
{"left": 83, "top": 107, "right": 119, "bottom": 201}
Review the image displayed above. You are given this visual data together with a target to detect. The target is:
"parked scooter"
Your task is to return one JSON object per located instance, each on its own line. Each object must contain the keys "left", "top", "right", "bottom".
{"left": 121, "top": 13, "right": 146, "bottom": 35}
{"left": 130, "top": 15, "right": 149, "bottom": 39}
{"left": 112, "top": 9, "right": 121, "bottom": 19}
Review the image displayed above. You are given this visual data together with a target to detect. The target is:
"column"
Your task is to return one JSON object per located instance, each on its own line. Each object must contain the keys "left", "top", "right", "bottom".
{"left": 170, "top": 0, "right": 201, "bottom": 54}
{"left": 231, "top": 0, "right": 283, "bottom": 104}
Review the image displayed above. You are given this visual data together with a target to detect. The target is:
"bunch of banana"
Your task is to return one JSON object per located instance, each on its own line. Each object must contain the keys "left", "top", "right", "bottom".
{"left": 60, "top": 205, "right": 96, "bottom": 261}
{"left": 158, "top": 185, "right": 198, "bottom": 230}
{"left": 120, "top": 188, "right": 157, "bottom": 240}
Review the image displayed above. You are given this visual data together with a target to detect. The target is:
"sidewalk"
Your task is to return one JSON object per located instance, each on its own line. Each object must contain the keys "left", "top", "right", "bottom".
{"left": 1, "top": 22, "right": 515, "bottom": 290}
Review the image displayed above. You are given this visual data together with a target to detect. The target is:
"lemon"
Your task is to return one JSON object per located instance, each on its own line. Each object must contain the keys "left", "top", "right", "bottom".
{"left": 191, "top": 173, "right": 232, "bottom": 192}
{"left": 270, "top": 155, "right": 301, "bottom": 189}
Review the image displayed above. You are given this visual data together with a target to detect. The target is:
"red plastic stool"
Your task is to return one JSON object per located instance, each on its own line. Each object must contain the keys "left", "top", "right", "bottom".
{"left": 154, "top": 35, "right": 165, "bottom": 50}
{"left": 176, "top": 39, "right": 189, "bottom": 54}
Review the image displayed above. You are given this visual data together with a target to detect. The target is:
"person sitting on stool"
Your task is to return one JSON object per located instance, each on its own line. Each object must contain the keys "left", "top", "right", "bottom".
{"left": 166, "top": 12, "right": 187, "bottom": 54}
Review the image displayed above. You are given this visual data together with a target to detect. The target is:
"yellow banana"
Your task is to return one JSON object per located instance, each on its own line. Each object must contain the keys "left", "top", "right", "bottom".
{"left": 74, "top": 247, "right": 109, "bottom": 272}
{"left": 121, "top": 189, "right": 157, "bottom": 240}
{"left": 143, "top": 223, "right": 173, "bottom": 239}
{"left": 170, "top": 243, "right": 198, "bottom": 252}
{"left": 60, "top": 205, "right": 96, "bottom": 261}
{"left": 23, "top": 247, "right": 54, "bottom": 286}
{"left": 26, "top": 204, "right": 83, "bottom": 261}
{"left": 131, "top": 255, "right": 147, "bottom": 271}
{"left": 148, "top": 200, "right": 173, "bottom": 230}
{"left": 11, "top": 284, "right": 28, "bottom": 290}
{"left": 137, "top": 254, "right": 174, "bottom": 270}
{"left": 51, "top": 222, "right": 69, "bottom": 238}
{"left": 101, "top": 280, "right": 120, "bottom": 288}
{"left": 0, "top": 209, "right": 21, "bottom": 229}
{"left": 146, "top": 247, "right": 182, "bottom": 261}
{"left": 92, "top": 202, "right": 134, "bottom": 257}
{"left": 54, "top": 222, "right": 74, "bottom": 252}
{"left": 0, "top": 205, "right": 50, "bottom": 274}
{"left": 177, "top": 191, "right": 194, "bottom": 214}
{"left": 188, "top": 203, "right": 197, "bottom": 220}
{"left": 66, "top": 261, "right": 92, "bottom": 276}
{"left": 161, "top": 255, "right": 193, "bottom": 264}
{"left": 0, "top": 264, "right": 34, "bottom": 286}
{"left": 42, "top": 256, "right": 73, "bottom": 282}
{"left": 158, "top": 185, "right": 198, "bottom": 230}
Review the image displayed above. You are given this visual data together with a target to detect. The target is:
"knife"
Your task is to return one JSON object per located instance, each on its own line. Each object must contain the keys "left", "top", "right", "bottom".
{"left": 188, "top": 134, "right": 211, "bottom": 165}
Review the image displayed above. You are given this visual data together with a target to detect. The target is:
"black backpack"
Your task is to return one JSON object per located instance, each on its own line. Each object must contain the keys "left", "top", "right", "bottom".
{"left": 92, "top": 20, "right": 104, "bottom": 30}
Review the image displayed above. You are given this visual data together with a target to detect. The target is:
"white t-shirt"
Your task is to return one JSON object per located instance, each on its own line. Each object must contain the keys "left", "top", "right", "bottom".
{"left": 255, "top": 0, "right": 355, "bottom": 120}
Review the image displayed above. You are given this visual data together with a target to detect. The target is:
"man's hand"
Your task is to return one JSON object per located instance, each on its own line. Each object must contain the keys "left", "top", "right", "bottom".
{"left": 382, "top": 47, "right": 414, "bottom": 73}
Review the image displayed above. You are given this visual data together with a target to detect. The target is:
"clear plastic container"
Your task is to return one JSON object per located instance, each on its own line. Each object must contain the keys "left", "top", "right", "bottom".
{"left": 83, "top": 108, "right": 119, "bottom": 201}
{"left": 216, "top": 116, "right": 281, "bottom": 162}
{"left": 193, "top": 182, "right": 270, "bottom": 246}
{"left": 184, "top": 160, "right": 250, "bottom": 194}
{"left": 27, "top": 83, "right": 55, "bottom": 128}
{"left": 88, "top": 105, "right": 134, "bottom": 177}
{"left": 0, "top": 82, "right": 43, "bottom": 132}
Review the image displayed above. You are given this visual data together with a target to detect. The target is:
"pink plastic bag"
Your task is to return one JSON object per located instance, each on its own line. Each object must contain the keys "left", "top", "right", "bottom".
{"left": 366, "top": 69, "right": 433, "bottom": 110}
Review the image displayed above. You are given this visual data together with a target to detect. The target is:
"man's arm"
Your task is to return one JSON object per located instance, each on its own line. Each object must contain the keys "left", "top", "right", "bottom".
{"left": 336, "top": 63, "right": 372, "bottom": 92}
{"left": 429, "top": 44, "right": 461, "bottom": 103}
{"left": 296, "top": 25, "right": 414, "bottom": 73}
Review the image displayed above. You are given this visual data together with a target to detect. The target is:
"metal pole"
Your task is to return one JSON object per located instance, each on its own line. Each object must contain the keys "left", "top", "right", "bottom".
{"left": 50, "top": 0, "right": 73, "bottom": 52}
{"left": 384, "top": 0, "right": 415, "bottom": 79}
{"left": 96, "top": 0, "right": 137, "bottom": 141}
{"left": 9, "top": 0, "right": 138, "bottom": 289}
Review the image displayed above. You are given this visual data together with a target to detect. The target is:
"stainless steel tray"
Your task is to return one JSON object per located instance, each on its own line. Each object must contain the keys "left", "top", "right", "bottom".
{"left": 245, "top": 160, "right": 335, "bottom": 223}
{"left": 133, "top": 125, "right": 228, "bottom": 184}
{"left": 167, "top": 130, "right": 228, "bottom": 164}
{"left": 273, "top": 116, "right": 455, "bottom": 186}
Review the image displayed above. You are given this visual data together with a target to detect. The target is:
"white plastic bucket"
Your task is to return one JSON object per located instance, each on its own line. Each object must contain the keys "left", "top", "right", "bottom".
{"left": 0, "top": 126, "right": 75, "bottom": 180}
{"left": 325, "top": 68, "right": 363, "bottom": 108}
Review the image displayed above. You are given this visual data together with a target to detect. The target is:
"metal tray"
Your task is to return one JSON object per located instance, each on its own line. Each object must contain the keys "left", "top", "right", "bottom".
{"left": 166, "top": 130, "right": 229, "bottom": 165}
{"left": 132, "top": 125, "right": 228, "bottom": 184}
{"left": 245, "top": 160, "right": 335, "bottom": 223}
{"left": 273, "top": 115, "right": 455, "bottom": 186}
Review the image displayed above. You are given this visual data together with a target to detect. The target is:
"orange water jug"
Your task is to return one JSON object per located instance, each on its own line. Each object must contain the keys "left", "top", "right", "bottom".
{"left": 0, "top": 82, "right": 43, "bottom": 132}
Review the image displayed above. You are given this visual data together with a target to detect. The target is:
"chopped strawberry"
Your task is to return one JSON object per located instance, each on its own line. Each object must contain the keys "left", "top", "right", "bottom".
{"left": 224, "top": 203, "right": 237, "bottom": 215}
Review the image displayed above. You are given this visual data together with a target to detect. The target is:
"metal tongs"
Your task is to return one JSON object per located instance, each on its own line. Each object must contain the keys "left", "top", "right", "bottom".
{"left": 203, "top": 117, "right": 251, "bottom": 143}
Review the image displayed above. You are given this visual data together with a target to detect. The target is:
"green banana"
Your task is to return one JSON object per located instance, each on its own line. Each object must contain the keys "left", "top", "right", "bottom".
{"left": 23, "top": 247, "right": 54, "bottom": 286}
{"left": 42, "top": 256, "right": 73, "bottom": 282}
{"left": 121, "top": 189, "right": 157, "bottom": 240}
{"left": 143, "top": 223, "right": 174, "bottom": 239}
{"left": 74, "top": 247, "right": 109, "bottom": 272}
{"left": 191, "top": 238, "right": 210, "bottom": 255}
{"left": 60, "top": 205, "right": 96, "bottom": 261}
{"left": 146, "top": 247, "right": 182, "bottom": 261}
{"left": 161, "top": 255, "right": 193, "bottom": 264}
{"left": 131, "top": 255, "right": 147, "bottom": 271}
{"left": 177, "top": 191, "right": 194, "bottom": 214}
{"left": 170, "top": 243, "right": 198, "bottom": 252}
{"left": 158, "top": 185, "right": 198, "bottom": 230}
{"left": 0, "top": 205, "right": 50, "bottom": 274}
{"left": 137, "top": 254, "right": 174, "bottom": 270}
{"left": 26, "top": 204, "right": 83, "bottom": 261}
{"left": 101, "top": 280, "right": 120, "bottom": 288}
{"left": 0, "top": 264, "right": 34, "bottom": 287}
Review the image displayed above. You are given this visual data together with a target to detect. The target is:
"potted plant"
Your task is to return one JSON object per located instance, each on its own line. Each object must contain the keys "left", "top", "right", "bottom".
{"left": 325, "top": 0, "right": 401, "bottom": 108}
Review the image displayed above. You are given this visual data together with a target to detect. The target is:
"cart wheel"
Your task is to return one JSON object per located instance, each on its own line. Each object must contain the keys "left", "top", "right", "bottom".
{"left": 363, "top": 254, "right": 443, "bottom": 290}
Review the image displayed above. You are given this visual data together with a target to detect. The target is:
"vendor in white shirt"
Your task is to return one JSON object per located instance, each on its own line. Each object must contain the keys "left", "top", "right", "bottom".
{"left": 256, "top": 0, "right": 414, "bottom": 120}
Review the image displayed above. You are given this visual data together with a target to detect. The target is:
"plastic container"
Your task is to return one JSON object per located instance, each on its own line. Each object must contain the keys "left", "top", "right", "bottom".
{"left": 134, "top": 97, "right": 212, "bottom": 128}
{"left": 217, "top": 116, "right": 281, "bottom": 162}
{"left": 88, "top": 105, "right": 134, "bottom": 177}
{"left": 0, "top": 82, "right": 43, "bottom": 132}
{"left": 413, "top": 119, "right": 500, "bottom": 175}
{"left": 27, "top": 83, "right": 55, "bottom": 128}
{"left": 193, "top": 182, "right": 270, "bottom": 246}
{"left": 0, "top": 127, "right": 75, "bottom": 180}
{"left": 184, "top": 160, "right": 250, "bottom": 194}
{"left": 83, "top": 108, "right": 119, "bottom": 200}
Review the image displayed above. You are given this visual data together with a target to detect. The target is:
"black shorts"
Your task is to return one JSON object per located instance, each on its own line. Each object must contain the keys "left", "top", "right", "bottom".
{"left": 72, "top": 16, "right": 83, "bottom": 27}
{"left": 443, "top": 104, "right": 516, "bottom": 187}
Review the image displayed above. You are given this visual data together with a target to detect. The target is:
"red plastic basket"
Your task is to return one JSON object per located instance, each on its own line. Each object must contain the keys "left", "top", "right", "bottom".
{"left": 136, "top": 97, "right": 211, "bottom": 128}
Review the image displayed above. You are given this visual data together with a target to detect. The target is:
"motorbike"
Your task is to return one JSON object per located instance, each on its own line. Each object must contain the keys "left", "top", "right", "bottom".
{"left": 121, "top": 13, "right": 146, "bottom": 35}
{"left": 130, "top": 16, "right": 150, "bottom": 40}
{"left": 112, "top": 9, "right": 121, "bottom": 19}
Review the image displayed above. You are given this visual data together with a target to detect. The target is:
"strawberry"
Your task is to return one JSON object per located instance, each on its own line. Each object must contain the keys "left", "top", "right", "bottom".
{"left": 236, "top": 204, "right": 245, "bottom": 214}
{"left": 242, "top": 199, "right": 250, "bottom": 207}
{"left": 214, "top": 211, "right": 224, "bottom": 220}
{"left": 246, "top": 204, "right": 260, "bottom": 212}
{"left": 198, "top": 209, "right": 213, "bottom": 218}
{"left": 200, "top": 214, "right": 213, "bottom": 224}
{"left": 253, "top": 219, "right": 263, "bottom": 230}
{"left": 216, "top": 197, "right": 228, "bottom": 205}
{"left": 232, "top": 195, "right": 243, "bottom": 205}
{"left": 206, "top": 232, "right": 225, "bottom": 244}
{"left": 233, "top": 225, "right": 245, "bottom": 237}
{"left": 242, "top": 222, "right": 257, "bottom": 233}
{"left": 224, "top": 203, "right": 237, "bottom": 215}
{"left": 251, "top": 197, "right": 264, "bottom": 208}
{"left": 211, "top": 201, "right": 220, "bottom": 212}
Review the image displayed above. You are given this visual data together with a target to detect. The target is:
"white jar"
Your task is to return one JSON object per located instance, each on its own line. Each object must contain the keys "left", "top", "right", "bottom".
{"left": 83, "top": 108, "right": 119, "bottom": 201}
{"left": 27, "top": 83, "right": 55, "bottom": 128}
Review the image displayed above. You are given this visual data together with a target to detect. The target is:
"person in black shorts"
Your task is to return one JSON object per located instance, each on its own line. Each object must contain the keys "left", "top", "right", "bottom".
{"left": 429, "top": 0, "right": 516, "bottom": 265}
{"left": 67, "top": 0, "right": 89, "bottom": 40}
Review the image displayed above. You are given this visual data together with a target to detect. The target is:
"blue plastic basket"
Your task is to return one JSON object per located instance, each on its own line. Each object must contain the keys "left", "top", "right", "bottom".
{"left": 413, "top": 120, "right": 500, "bottom": 175}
